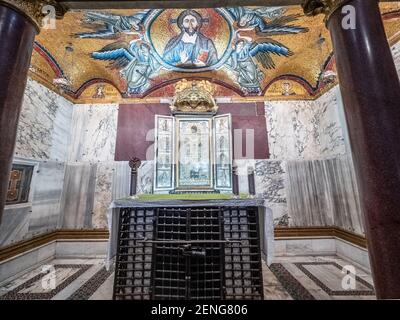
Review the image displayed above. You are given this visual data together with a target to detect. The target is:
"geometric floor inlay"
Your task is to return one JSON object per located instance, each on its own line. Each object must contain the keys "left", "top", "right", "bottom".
{"left": 294, "top": 262, "right": 375, "bottom": 296}
{"left": 269, "top": 263, "right": 315, "bottom": 300}
{"left": 0, "top": 256, "right": 376, "bottom": 300}
{"left": 68, "top": 267, "right": 113, "bottom": 300}
{"left": 0, "top": 265, "right": 92, "bottom": 300}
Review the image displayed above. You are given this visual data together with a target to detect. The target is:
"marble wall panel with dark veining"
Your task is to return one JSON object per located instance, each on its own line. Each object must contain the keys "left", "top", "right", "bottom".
{"left": 327, "top": 157, "right": 364, "bottom": 235}
{"left": 137, "top": 161, "right": 154, "bottom": 195}
{"left": 59, "top": 163, "right": 97, "bottom": 229}
{"left": 93, "top": 162, "right": 115, "bottom": 229}
{"left": 317, "top": 90, "right": 346, "bottom": 156}
{"left": 285, "top": 156, "right": 364, "bottom": 234}
{"left": 255, "top": 160, "right": 290, "bottom": 227}
{"left": 263, "top": 87, "right": 364, "bottom": 233}
{"left": 255, "top": 160, "right": 286, "bottom": 204}
{"left": 15, "top": 79, "right": 73, "bottom": 161}
{"left": 68, "top": 104, "right": 118, "bottom": 162}
{"left": 1, "top": 78, "right": 72, "bottom": 247}
{"left": 3, "top": 81, "right": 122, "bottom": 245}
{"left": 265, "top": 89, "right": 345, "bottom": 160}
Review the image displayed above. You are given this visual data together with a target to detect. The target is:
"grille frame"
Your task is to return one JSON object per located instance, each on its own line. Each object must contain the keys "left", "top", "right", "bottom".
{"left": 113, "top": 205, "right": 264, "bottom": 300}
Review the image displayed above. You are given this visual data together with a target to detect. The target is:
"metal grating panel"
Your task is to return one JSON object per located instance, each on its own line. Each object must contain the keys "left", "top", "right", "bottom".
{"left": 113, "top": 208, "right": 154, "bottom": 300}
{"left": 223, "top": 207, "right": 263, "bottom": 299}
{"left": 152, "top": 208, "right": 223, "bottom": 300}
{"left": 113, "top": 206, "right": 263, "bottom": 300}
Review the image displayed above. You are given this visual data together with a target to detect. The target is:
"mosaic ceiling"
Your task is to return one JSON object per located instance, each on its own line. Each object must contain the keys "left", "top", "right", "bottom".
{"left": 30, "top": 3, "right": 400, "bottom": 103}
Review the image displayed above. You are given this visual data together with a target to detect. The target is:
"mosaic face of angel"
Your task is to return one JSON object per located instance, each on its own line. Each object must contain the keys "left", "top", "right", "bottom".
{"left": 236, "top": 40, "right": 245, "bottom": 52}
{"left": 140, "top": 44, "right": 150, "bottom": 57}
{"left": 283, "top": 82, "right": 291, "bottom": 91}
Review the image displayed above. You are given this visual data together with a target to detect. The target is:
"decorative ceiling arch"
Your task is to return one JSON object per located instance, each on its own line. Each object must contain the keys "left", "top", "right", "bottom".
{"left": 29, "top": 3, "right": 400, "bottom": 102}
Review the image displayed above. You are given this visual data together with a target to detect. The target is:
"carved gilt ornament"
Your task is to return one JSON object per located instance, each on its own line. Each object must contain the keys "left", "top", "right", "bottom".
{"left": 0, "top": 0, "right": 66, "bottom": 31}
{"left": 171, "top": 80, "right": 218, "bottom": 115}
{"left": 302, "top": 0, "right": 352, "bottom": 24}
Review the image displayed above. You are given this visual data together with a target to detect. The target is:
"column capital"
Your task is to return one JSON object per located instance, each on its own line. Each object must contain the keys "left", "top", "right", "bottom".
{"left": 301, "top": 0, "right": 351, "bottom": 25}
{"left": 0, "top": 0, "right": 66, "bottom": 32}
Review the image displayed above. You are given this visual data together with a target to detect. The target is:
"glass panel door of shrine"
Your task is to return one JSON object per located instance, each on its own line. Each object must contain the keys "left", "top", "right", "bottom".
{"left": 154, "top": 115, "right": 175, "bottom": 192}
{"left": 213, "top": 114, "right": 232, "bottom": 191}
{"left": 176, "top": 117, "right": 213, "bottom": 190}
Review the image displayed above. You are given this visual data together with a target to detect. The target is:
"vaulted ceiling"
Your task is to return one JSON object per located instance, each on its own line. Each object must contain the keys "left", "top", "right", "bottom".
{"left": 29, "top": 3, "right": 400, "bottom": 103}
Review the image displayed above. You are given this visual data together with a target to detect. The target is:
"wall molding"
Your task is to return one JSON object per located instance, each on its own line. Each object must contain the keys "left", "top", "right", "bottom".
{"left": 0, "top": 226, "right": 366, "bottom": 262}
{"left": 274, "top": 226, "right": 367, "bottom": 249}
{"left": 0, "top": 229, "right": 109, "bottom": 262}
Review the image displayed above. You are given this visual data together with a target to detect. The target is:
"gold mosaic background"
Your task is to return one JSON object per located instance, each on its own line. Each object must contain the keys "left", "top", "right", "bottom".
{"left": 30, "top": 4, "right": 400, "bottom": 103}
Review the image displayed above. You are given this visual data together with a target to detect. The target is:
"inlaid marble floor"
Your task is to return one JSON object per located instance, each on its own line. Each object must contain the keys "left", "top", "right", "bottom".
{"left": 0, "top": 256, "right": 375, "bottom": 300}
{"left": 263, "top": 256, "right": 375, "bottom": 300}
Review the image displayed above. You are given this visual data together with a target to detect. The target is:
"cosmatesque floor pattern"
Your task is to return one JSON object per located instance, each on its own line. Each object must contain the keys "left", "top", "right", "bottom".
{"left": 0, "top": 256, "right": 375, "bottom": 300}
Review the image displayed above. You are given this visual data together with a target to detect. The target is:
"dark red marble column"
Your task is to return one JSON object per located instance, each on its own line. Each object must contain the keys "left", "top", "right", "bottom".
{"left": 326, "top": 0, "right": 400, "bottom": 298}
{"left": 0, "top": 5, "right": 37, "bottom": 222}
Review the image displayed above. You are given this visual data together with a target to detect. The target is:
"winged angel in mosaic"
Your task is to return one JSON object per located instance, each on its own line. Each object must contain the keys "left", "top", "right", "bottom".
{"left": 91, "top": 40, "right": 161, "bottom": 94}
{"left": 225, "top": 7, "right": 308, "bottom": 93}
{"left": 75, "top": 11, "right": 150, "bottom": 38}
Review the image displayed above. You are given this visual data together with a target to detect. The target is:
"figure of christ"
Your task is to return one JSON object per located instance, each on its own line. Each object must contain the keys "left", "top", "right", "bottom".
{"left": 163, "top": 10, "right": 218, "bottom": 68}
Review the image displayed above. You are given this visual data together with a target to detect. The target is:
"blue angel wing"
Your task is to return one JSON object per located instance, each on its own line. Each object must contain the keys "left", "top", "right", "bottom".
{"left": 249, "top": 40, "right": 293, "bottom": 69}
{"left": 130, "top": 10, "right": 149, "bottom": 23}
{"left": 125, "top": 10, "right": 150, "bottom": 31}
{"left": 226, "top": 7, "right": 242, "bottom": 21}
{"left": 76, "top": 10, "right": 149, "bottom": 38}
{"left": 227, "top": 7, "right": 308, "bottom": 36}
{"left": 92, "top": 41, "right": 134, "bottom": 69}
{"left": 254, "top": 11, "right": 309, "bottom": 35}
{"left": 253, "top": 7, "right": 286, "bottom": 20}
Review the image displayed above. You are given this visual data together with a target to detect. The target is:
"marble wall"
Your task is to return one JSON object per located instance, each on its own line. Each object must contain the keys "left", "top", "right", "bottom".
{"left": 15, "top": 78, "right": 73, "bottom": 161}
{"left": 60, "top": 103, "right": 119, "bottom": 230}
{"left": 1, "top": 81, "right": 121, "bottom": 248}
{"left": 137, "top": 161, "right": 154, "bottom": 195}
{"left": 1, "top": 79, "right": 73, "bottom": 247}
{"left": 112, "top": 161, "right": 130, "bottom": 200}
{"left": 255, "top": 160, "right": 288, "bottom": 227}
{"left": 68, "top": 104, "right": 118, "bottom": 163}
{"left": 59, "top": 163, "right": 97, "bottom": 229}
{"left": 262, "top": 87, "right": 364, "bottom": 234}
{"left": 2, "top": 75, "right": 370, "bottom": 248}
{"left": 29, "top": 160, "right": 66, "bottom": 233}
{"left": 285, "top": 156, "right": 364, "bottom": 234}
{"left": 265, "top": 88, "right": 346, "bottom": 161}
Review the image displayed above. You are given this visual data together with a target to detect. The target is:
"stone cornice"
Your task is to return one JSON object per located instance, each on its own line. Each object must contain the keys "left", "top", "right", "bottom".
{"left": 0, "top": 0, "right": 66, "bottom": 32}
{"left": 302, "top": 0, "right": 353, "bottom": 25}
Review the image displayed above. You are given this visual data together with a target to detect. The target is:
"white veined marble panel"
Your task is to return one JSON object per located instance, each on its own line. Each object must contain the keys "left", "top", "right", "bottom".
{"left": 15, "top": 78, "right": 73, "bottom": 161}
{"left": 93, "top": 162, "right": 115, "bottom": 229}
{"left": 265, "top": 88, "right": 345, "bottom": 160}
{"left": 68, "top": 104, "right": 118, "bottom": 162}
{"left": 137, "top": 161, "right": 154, "bottom": 195}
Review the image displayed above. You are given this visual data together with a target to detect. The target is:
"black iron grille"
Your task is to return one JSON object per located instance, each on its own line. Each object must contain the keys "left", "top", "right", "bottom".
{"left": 113, "top": 206, "right": 263, "bottom": 300}
{"left": 224, "top": 208, "right": 263, "bottom": 299}
{"left": 152, "top": 208, "right": 223, "bottom": 300}
{"left": 113, "top": 208, "right": 154, "bottom": 300}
